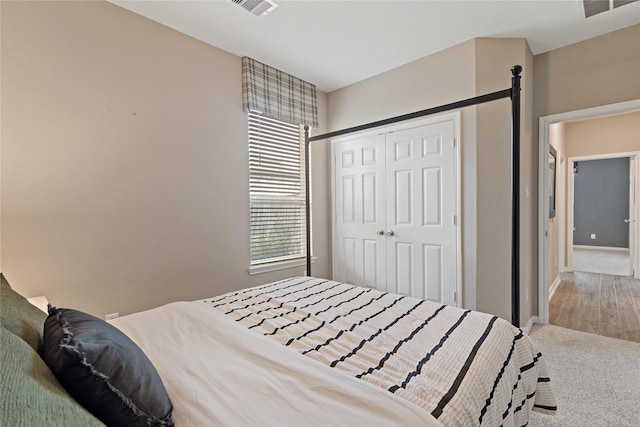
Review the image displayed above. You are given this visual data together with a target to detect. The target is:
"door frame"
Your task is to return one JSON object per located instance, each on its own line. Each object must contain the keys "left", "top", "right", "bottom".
{"left": 566, "top": 152, "right": 639, "bottom": 274}
{"left": 537, "top": 99, "right": 640, "bottom": 324}
{"left": 331, "top": 112, "right": 462, "bottom": 305}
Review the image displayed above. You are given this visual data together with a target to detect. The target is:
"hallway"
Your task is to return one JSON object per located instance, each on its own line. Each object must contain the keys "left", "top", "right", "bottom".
{"left": 550, "top": 271, "right": 640, "bottom": 343}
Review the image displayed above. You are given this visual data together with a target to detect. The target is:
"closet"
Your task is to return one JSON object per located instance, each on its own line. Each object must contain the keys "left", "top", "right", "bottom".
{"left": 332, "top": 113, "right": 460, "bottom": 306}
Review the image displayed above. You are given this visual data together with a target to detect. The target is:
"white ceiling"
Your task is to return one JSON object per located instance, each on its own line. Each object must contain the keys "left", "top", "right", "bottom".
{"left": 109, "top": 0, "right": 640, "bottom": 92}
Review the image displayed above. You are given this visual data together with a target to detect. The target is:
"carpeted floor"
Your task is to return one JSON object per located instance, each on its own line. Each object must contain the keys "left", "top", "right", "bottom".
{"left": 528, "top": 324, "right": 640, "bottom": 426}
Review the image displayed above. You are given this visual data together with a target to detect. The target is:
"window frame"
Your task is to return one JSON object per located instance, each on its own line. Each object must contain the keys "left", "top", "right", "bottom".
{"left": 247, "top": 111, "right": 312, "bottom": 273}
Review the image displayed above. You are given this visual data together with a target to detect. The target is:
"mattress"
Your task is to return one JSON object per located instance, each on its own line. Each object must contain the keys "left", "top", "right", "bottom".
{"left": 205, "top": 276, "right": 556, "bottom": 426}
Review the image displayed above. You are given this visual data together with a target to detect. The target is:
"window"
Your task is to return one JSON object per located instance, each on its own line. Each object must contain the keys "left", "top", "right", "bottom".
{"left": 249, "top": 112, "right": 306, "bottom": 267}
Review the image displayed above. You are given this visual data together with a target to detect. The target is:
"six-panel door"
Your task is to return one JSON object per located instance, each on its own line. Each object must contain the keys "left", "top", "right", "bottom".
{"left": 332, "top": 116, "right": 459, "bottom": 306}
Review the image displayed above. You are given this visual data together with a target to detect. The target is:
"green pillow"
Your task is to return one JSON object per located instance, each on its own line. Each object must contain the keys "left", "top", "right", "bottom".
{"left": 0, "top": 273, "right": 47, "bottom": 351}
{"left": 1, "top": 326, "right": 105, "bottom": 427}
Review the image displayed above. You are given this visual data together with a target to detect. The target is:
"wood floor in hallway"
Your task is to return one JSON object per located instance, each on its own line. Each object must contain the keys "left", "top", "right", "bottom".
{"left": 550, "top": 271, "right": 640, "bottom": 343}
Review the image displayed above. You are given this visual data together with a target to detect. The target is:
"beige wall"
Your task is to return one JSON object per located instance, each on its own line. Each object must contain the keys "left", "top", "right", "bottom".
{"left": 565, "top": 112, "right": 640, "bottom": 158}
{"left": 534, "top": 25, "right": 640, "bottom": 118}
{"left": 1, "top": 0, "right": 330, "bottom": 318}
{"left": 328, "top": 38, "right": 533, "bottom": 322}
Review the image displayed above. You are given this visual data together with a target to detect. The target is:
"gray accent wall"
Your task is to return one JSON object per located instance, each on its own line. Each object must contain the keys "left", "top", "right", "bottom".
{"left": 574, "top": 157, "right": 630, "bottom": 248}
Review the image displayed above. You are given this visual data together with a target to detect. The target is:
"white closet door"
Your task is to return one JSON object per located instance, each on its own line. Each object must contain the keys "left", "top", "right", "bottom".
{"left": 385, "top": 119, "right": 458, "bottom": 305}
{"left": 333, "top": 134, "right": 386, "bottom": 290}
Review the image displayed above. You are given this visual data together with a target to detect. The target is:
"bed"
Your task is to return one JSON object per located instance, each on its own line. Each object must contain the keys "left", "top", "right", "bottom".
{"left": 111, "top": 276, "right": 556, "bottom": 426}
{"left": 2, "top": 272, "right": 555, "bottom": 426}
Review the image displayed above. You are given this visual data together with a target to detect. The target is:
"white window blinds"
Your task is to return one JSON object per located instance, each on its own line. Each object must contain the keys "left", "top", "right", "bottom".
{"left": 249, "top": 112, "right": 306, "bottom": 264}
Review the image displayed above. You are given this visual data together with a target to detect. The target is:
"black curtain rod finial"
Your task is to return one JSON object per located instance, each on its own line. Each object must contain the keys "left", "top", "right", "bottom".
{"left": 511, "top": 65, "right": 523, "bottom": 77}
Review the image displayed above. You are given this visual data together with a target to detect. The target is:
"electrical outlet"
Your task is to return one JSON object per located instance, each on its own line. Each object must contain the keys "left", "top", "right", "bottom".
{"left": 590, "top": 233, "right": 596, "bottom": 240}
{"left": 105, "top": 313, "right": 119, "bottom": 321}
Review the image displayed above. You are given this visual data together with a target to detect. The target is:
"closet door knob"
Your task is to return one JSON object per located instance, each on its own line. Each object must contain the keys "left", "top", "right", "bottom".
{"left": 376, "top": 229, "right": 385, "bottom": 236}
{"left": 386, "top": 230, "right": 395, "bottom": 237}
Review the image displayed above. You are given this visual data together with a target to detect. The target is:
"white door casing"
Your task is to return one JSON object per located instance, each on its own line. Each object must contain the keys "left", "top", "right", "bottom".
{"left": 629, "top": 156, "right": 637, "bottom": 277}
{"left": 538, "top": 99, "right": 640, "bottom": 325}
{"left": 332, "top": 114, "right": 460, "bottom": 306}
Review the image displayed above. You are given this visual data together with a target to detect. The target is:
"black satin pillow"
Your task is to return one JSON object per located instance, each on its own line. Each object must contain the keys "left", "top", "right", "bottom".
{"left": 42, "top": 307, "right": 174, "bottom": 427}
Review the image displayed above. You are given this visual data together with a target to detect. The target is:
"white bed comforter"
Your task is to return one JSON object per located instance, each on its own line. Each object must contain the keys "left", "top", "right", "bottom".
{"left": 207, "top": 277, "right": 556, "bottom": 426}
{"left": 111, "top": 301, "right": 442, "bottom": 427}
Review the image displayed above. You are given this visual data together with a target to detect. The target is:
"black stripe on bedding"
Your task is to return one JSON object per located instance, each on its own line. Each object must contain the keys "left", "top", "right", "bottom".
{"left": 238, "top": 283, "right": 349, "bottom": 323}
{"left": 237, "top": 297, "right": 284, "bottom": 322}
{"left": 249, "top": 305, "right": 299, "bottom": 329}
{"left": 325, "top": 291, "right": 384, "bottom": 322}
{"left": 330, "top": 300, "right": 429, "bottom": 368}
{"left": 303, "top": 284, "right": 354, "bottom": 309}
{"left": 301, "top": 294, "right": 407, "bottom": 355}
{"left": 513, "top": 392, "right": 536, "bottom": 414}
{"left": 276, "top": 279, "right": 334, "bottom": 303}
{"left": 502, "top": 371, "right": 522, "bottom": 420}
{"left": 224, "top": 295, "right": 276, "bottom": 315}
{"left": 226, "top": 279, "right": 330, "bottom": 313}
{"left": 503, "top": 351, "right": 544, "bottom": 419}
{"left": 288, "top": 292, "right": 396, "bottom": 347}
{"left": 285, "top": 292, "right": 377, "bottom": 344}
{"left": 286, "top": 320, "right": 326, "bottom": 346}
{"left": 520, "top": 352, "right": 542, "bottom": 373}
{"left": 355, "top": 305, "right": 454, "bottom": 379}
{"left": 314, "top": 288, "right": 371, "bottom": 316}
{"left": 431, "top": 315, "right": 497, "bottom": 419}
{"left": 478, "top": 329, "right": 522, "bottom": 424}
{"left": 389, "top": 310, "right": 473, "bottom": 394}
{"left": 207, "top": 276, "right": 301, "bottom": 306}
{"left": 263, "top": 311, "right": 313, "bottom": 336}
{"left": 533, "top": 404, "right": 557, "bottom": 411}
{"left": 220, "top": 279, "right": 331, "bottom": 318}
{"left": 258, "top": 287, "right": 368, "bottom": 336}
{"left": 500, "top": 350, "right": 543, "bottom": 420}
{"left": 210, "top": 277, "right": 317, "bottom": 308}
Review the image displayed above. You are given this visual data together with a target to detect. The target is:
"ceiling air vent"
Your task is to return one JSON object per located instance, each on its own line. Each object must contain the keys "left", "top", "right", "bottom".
{"left": 613, "top": 0, "right": 639, "bottom": 8}
{"left": 232, "top": 0, "right": 278, "bottom": 16}
{"left": 583, "top": 0, "right": 610, "bottom": 17}
{"left": 582, "top": 0, "right": 638, "bottom": 18}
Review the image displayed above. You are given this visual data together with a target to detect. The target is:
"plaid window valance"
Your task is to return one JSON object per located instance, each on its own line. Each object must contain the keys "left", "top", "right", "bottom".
{"left": 242, "top": 57, "right": 318, "bottom": 128}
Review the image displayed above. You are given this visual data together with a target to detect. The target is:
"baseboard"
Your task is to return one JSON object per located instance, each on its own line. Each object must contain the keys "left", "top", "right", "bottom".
{"left": 573, "top": 245, "right": 629, "bottom": 252}
{"left": 549, "top": 275, "right": 562, "bottom": 300}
